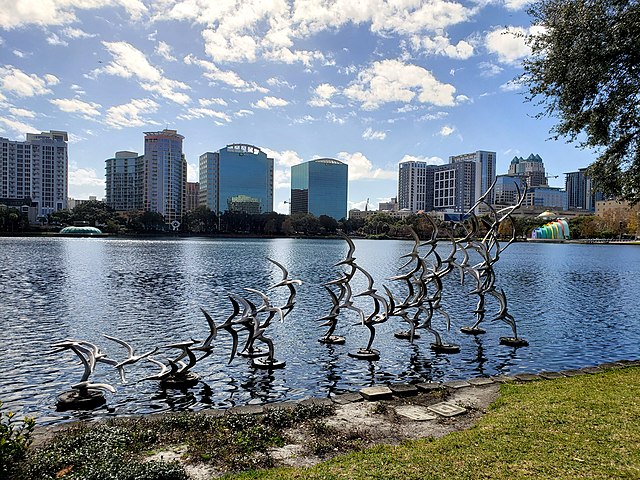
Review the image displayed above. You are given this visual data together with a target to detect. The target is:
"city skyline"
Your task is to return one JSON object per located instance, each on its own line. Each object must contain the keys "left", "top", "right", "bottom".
{"left": 0, "top": 1, "right": 596, "bottom": 214}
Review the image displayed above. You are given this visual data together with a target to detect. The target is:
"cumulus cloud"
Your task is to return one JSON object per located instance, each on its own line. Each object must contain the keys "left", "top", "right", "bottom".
{"left": 46, "top": 33, "right": 68, "bottom": 46}
{"left": 336, "top": 151, "right": 395, "bottom": 180}
{"left": 184, "top": 54, "right": 267, "bottom": 92}
{"left": 252, "top": 96, "right": 289, "bottom": 109}
{"left": 199, "top": 97, "right": 228, "bottom": 107}
{"left": 61, "top": 26, "right": 96, "bottom": 39}
{"left": 343, "top": 59, "right": 456, "bottom": 109}
{"left": 500, "top": 79, "right": 524, "bottom": 92}
{"left": 503, "top": 0, "right": 533, "bottom": 10}
{"left": 485, "top": 26, "right": 544, "bottom": 65}
{"left": 97, "top": 41, "right": 190, "bottom": 104}
{"left": 399, "top": 154, "right": 445, "bottom": 165}
{"left": 50, "top": 98, "right": 101, "bottom": 117}
{"left": 0, "top": 116, "right": 36, "bottom": 136}
{"left": 187, "top": 162, "right": 198, "bottom": 182}
{"left": 104, "top": 98, "right": 160, "bottom": 129}
{"left": 411, "top": 34, "right": 474, "bottom": 59}
{"left": 261, "top": 147, "right": 304, "bottom": 189}
{"left": 0, "top": 66, "right": 58, "bottom": 97}
{"left": 439, "top": 125, "right": 456, "bottom": 136}
{"left": 155, "top": 41, "right": 176, "bottom": 61}
{"left": 0, "top": 0, "right": 147, "bottom": 29}
{"left": 69, "top": 167, "right": 105, "bottom": 187}
{"left": 8, "top": 107, "right": 36, "bottom": 118}
{"left": 479, "top": 61, "right": 503, "bottom": 77}
{"left": 362, "top": 127, "right": 386, "bottom": 141}
{"left": 177, "top": 107, "right": 231, "bottom": 122}
{"left": 308, "top": 83, "right": 338, "bottom": 107}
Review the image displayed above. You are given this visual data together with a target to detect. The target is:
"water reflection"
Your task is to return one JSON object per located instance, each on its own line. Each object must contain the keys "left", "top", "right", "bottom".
{"left": 0, "top": 237, "right": 639, "bottom": 425}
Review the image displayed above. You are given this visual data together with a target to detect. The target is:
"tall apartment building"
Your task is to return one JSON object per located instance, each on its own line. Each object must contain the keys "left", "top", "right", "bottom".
{"left": 398, "top": 160, "right": 434, "bottom": 212}
{"left": 0, "top": 130, "right": 68, "bottom": 218}
{"left": 105, "top": 151, "right": 144, "bottom": 211}
{"left": 186, "top": 182, "right": 200, "bottom": 212}
{"left": 449, "top": 150, "right": 497, "bottom": 205}
{"left": 143, "top": 129, "right": 187, "bottom": 224}
{"left": 199, "top": 144, "right": 274, "bottom": 214}
{"left": 399, "top": 150, "right": 495, "bottom": 214}
{"left": 508, "top": 154, "right": 548, "bottom": 188}
{"left": 565, "top": 168, "right": 602, "bottom": 211}
{"left": 290, "top": 158, "right": 348, "bottom": 220}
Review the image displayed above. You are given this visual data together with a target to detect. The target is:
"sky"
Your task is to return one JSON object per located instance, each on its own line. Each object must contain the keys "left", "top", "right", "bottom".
{"left": 0, "top": 0, "right": 595, "bottom": 214}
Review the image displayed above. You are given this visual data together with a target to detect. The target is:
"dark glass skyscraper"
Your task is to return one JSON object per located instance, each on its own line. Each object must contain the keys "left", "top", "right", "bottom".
{"left": 199, "top": 144, "right": 274, "bottom": 214}
{"left": 291, "top": 158, "right": 348, "bottom": 220}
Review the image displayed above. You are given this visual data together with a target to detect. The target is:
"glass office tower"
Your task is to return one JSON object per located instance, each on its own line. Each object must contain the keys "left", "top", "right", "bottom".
{"left": 199, "top": 144, "right": 274, "bottom": 214}
{"left": 291, "top": 158, "right": 348, "bottom": 220}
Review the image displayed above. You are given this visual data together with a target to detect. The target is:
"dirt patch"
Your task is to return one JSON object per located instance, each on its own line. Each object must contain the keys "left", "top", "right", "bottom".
{"left": 269, "top": 384, "right": 499, "bottom": 469}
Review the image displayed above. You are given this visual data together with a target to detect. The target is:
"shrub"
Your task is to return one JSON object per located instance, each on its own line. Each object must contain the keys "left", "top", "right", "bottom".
{"left": 0, "top": 400, "right": 35, "bottom": 477}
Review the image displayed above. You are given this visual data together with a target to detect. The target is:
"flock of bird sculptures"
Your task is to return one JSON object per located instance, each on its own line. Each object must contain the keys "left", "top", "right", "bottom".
{"left": 53, "top": 181, "right": 529, "bottom": 409}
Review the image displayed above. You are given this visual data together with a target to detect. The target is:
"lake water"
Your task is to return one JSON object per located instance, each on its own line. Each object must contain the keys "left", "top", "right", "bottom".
{"left": 1, "top": 236, "right": 639, "bottom": 425}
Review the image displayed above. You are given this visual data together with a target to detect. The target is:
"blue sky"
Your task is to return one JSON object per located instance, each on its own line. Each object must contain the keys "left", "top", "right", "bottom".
{"left": 0, "top": 0, "right": 593, "bottom": 214}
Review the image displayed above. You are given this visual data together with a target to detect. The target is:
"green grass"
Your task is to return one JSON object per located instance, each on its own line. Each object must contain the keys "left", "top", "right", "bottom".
{"left": 228, "top": 367, "right": 640, "bottom": 480}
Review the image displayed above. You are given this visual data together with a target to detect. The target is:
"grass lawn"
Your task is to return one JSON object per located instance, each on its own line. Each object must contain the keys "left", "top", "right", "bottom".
{"left": 229, "top": 367, "right": 640, "bottom": 480}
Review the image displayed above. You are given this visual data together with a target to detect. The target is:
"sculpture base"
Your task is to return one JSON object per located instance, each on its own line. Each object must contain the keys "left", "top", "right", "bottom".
{"left": 500, "top": 337, "right": 529, "bottom": 347}
{"left": 161, "top": 372, "right": 200, "bottom": 389}
{"left": 318, "top": 335, "right": 345, "bottom": 345}
{"left": 238, "top": 347, "right": 269, "bottom": 358}
{"left": 56, "top": 389, "right": 106, "bottom": 411}
{"left": 460, "top": 326, "right": 486, "bottom": 335}
{"left": 252, "top": 358, "right": 286, "bottom": 369}
{"left": 348, "top": 348, "right": 380, "bottom": 361}
{"left": 394, "top": 330, "right": 421, "bottom": 340}
{"left": 430, "top": 343, "right": 460, "bottom": 354}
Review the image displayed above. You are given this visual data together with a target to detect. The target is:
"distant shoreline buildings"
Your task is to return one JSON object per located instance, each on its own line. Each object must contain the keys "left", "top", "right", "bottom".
{"left": 0, "top": 127, "right": 607, "bottom": 227}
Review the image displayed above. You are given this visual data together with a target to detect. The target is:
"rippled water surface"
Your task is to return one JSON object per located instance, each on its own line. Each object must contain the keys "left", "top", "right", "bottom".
{"left": 1, "top": 237, "right": 639, "bottom": 425}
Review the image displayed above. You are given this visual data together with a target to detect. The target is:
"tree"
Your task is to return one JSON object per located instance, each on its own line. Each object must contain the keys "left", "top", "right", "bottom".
{"left": 523, "top": 0, "right": 640, "bottom": 204}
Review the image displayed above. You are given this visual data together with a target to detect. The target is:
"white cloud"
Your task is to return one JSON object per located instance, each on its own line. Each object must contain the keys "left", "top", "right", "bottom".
{"left": 455, "top": 94, "right": 472, "bottom": 103}
{"left": 500, "top": 79, "right": 524, "bottom": 92}
{"left": 12, "top": 50, "right": 29, "bottom": 58}
{"left": 50, "top": 98, "right": 101, "bottom": 117}
{"left": 252, "top": 96, "right": 289, "bottom": 109}
{"left": 343, "top": 59, "right": 456, "bottom": 109}
{"left": 362, "top": 127, "right": 386, "bottom": 141}
{"left": 8, "top": 107, "right": 36, "bottom": 118}
{"left": 46, "top": 33, "right": 68, "bottom": 47}
{"left": 411, "top": 34, "right": 474, "bottom": 59}
{"left": 261, "top": 147, "right": 304, "bottom": 190}
{"left": 155, "top": 41, "right": 176, "bottom": 61}
{"left": 0, "top": 116, "right": 36, "bottom": 137}
{"left": 235, "top": 109, "right": 254, "bottom": 117}
{"left": 267, "top": 77, "right": 295, "bottom": 89}
{"left": 199, "top": 97, "right": 228, "bottom": 107}
{"left": 69, "top": 167, "right": 105, "bottom": 187}
{"left": 184, "top": 54, "right": 267, "bottom": 92}
{"left": 399, "top": 154, "right": 445, "bottom": 165}
{"left": 177, "top": 107, "right": 231, "bottom": 122}
{"left": 479, "top": 61, "right": 503, "bottom": 77}
{"left": 61, "top": 26, "right": 96, "bottom": 39}
{"left": 485, "top": 26, "right": 544, "bottom": 65}
{"left": 104, "top": 98, "right": 160, "bottom": 129}
{"left": 263, "top": 47, "right": 326, "bottom": 66}
{"left": 187, "top": 162, "right": 198, "bottom": 182}
{"left": 98, "top": 41, "right": 190, "bottom": 104}
{"left": 326, "top": 112, "right": 346, "bottom": 124}
{"left": 202, "top": 28, "right": 257, "bottom": 62}
{"left": 0, "top": 66, "right": 57, "bottom": 97}
{"left": 418, "top": 111, "right": 448, "bottom": 121}
{"left": 308, "top": 83, "right": 338, "bottom": 107}
{"left": 439, "top": 125, "right": 455, "bottom": 136}
{"left": 0, "top": 0, "right": 147, "bottom": 29}
{"left": 336, "top": 151, "right": 395, "bottom": 180}
{"left": 504, "top": 0, "right": 533, "bottom": 11}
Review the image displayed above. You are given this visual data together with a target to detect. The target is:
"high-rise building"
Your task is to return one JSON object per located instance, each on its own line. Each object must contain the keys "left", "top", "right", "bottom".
{"left": 0, "top": 130, "right": 68, "bottom": 218}
{"left": 508, "top": 154, "right": 548, "bottom": 188}
{"left": 199, "top": 144, "right": 274, "bottom": 214}
{"left": 494, "top": 175, "right": 524, "bottom": 206}
{"left": 398, "top": 160, "right": 434, "bottom": 212}
{"left": 398, "top": 150, "right": 494, "bottom": 215}
{"left": 565, "top": 168, "right": 602, "bottom": 211}
{"left": 290, "top": 158, "right": 348, "bottom": 220}
{"left": 105, "top": 151, "right": 144, "bottom": 211}
{"left": 449, "top": 150, "right": 497, "bottom": 205}
{"left": 186, "top": 182, "right": 199, "bottom": 212}
{"left": 524, "top": 186, "right": 568, "bottom": 210}
{"left": 143, "top": 129, "right": 186, "bottom": 224}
